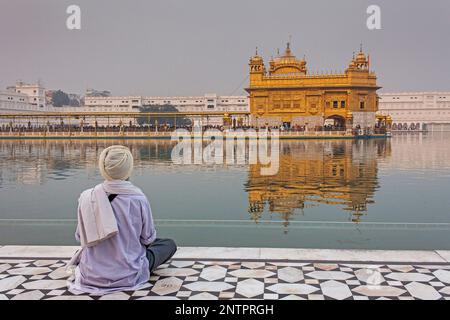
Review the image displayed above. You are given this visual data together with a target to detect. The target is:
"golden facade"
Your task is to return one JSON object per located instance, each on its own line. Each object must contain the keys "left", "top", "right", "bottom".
{"left": 246, "top": 43, "right": 381, "bottom": 129}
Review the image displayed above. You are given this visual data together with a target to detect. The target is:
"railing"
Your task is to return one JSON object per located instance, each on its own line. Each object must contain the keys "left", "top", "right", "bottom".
{"left": 0, "top": 130, "right": 176, "bottom": 138}
{"left": 0, "top": 130, "right": 355, "bottom": 139}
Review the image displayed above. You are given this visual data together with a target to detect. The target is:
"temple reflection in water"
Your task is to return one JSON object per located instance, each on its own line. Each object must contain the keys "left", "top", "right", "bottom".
{"left": 1, "top": 138, "right": 391, "bottom": 228}
{"left": 246, "top": 139, "right": 391, "bottom": 227}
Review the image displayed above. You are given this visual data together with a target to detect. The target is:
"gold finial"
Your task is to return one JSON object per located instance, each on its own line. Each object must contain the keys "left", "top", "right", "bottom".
{"left": 285, "top": 36, "right": 292, "bottom": 55}
{"left": 360, "top": 42, "right": 363, "bottom": 52}
{"left": 255, "top": 46, "right": 258, "bottom": 55}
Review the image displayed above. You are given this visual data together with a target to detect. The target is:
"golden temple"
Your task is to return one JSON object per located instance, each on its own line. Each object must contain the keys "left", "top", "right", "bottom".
{"left": 246, "top": 43, "right": 381, "bottom": 130}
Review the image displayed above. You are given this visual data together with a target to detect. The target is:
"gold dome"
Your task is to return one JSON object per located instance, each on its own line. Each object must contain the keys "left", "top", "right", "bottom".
{"left": 269, "top": 42, "right": 307, "bottom": 75}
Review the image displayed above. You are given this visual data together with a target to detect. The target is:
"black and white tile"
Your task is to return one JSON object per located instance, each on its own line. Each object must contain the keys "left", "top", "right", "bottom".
{"left": 1, "top": 258, "right": 450, "bottom": 300}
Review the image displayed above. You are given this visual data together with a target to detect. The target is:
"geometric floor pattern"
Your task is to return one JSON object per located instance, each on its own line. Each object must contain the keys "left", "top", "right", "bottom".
{"left": 2, "top": 258, "right": 450, "bottom": 300}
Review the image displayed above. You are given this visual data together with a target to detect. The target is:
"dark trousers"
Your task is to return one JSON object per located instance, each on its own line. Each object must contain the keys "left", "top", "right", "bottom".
{"left": 146, "top": 238, "right": 177, "bottom": 272}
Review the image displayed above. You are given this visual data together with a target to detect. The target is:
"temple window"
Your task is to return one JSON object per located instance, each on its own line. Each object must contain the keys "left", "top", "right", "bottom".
{"left": 341, "top": 101, "right": 346, "bottom": 108}
{"left": 360, "top": 101, "right": 365, "bottom": 109}
{"left": 333, "top": 101, "right": 338, "bottom": 108}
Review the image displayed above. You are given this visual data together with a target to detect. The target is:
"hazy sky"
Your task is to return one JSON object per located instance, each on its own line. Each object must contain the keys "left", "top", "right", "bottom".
{"left": 1, "top": 0, "right": 449, "bottom": 96}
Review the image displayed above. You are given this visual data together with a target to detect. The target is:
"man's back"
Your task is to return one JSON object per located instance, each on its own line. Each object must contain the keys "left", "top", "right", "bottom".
{"left": 73, "top": 193, "right": 156, "bottom": 294}
{"left": 68, "top": 145, "right": 175, "bottom": 295}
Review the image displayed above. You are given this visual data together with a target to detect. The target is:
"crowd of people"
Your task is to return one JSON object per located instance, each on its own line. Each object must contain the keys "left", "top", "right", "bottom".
{"left": 0, "top": 122, "right": 387, "bottom": 135}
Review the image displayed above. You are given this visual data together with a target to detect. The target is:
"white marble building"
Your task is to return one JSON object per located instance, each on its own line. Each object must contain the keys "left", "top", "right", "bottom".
{"left": 0, "top": 83, "right": 78, "bottom": 126}
{"left": 84, "top": 93, "right": 248, "bottom": 113}
{"left": 0, "top": 89, "right": 30, "bottom": 112}
{"left": 0, "top": 85, "right": 55, "bottom": 126}
{"left": 84, "top": 93, "right": 248, "bottom": 125}
{"left": 13, "top": 81, "right": 46, "bottom": 108}
{"left": 0, "top": 81, "right": 49, "bottom": 113}
{"left": 378, "top": 92, "right": 450, "bottom": 131}
{"left": 1, "top": 86, "right": 249, "bottom": 126}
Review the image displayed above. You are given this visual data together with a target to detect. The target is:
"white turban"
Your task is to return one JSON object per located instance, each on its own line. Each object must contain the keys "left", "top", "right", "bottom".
{"left": 98, "top": 145, "right": 134, "bottom": 181}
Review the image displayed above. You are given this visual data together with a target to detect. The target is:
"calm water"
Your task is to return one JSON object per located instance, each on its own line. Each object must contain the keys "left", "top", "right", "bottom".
{"left": 1, "top": 133, "right": 450, "bottom": 250}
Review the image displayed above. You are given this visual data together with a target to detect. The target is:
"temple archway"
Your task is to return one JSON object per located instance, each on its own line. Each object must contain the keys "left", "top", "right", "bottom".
{"left": 324, "top": 115, "right": 346, "bottom": 131}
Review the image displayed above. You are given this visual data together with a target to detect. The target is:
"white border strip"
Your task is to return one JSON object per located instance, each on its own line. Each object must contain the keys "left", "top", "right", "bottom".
{"left": 0, "top": 246, "right": 449, "bottom": 263}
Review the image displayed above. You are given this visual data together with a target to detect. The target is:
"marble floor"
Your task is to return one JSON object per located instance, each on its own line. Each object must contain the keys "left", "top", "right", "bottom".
{"left": 1, "top": 246, "right": 450, "bottom": 300}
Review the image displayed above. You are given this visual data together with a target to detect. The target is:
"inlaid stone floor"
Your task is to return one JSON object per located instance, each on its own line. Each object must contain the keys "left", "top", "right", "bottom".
{"left": 1, "top": 246, "right": 450, "bottom": 300}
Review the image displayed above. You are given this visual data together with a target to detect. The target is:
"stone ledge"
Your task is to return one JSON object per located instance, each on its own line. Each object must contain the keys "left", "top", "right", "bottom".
{"left": 259, "top": 248, "right": 448, "bottom": 263}
{"left": 0, "top": 246, "right": 78, "bottom": 258}
{"left": 0, "top": 246, "right": 448, "bottom": 263}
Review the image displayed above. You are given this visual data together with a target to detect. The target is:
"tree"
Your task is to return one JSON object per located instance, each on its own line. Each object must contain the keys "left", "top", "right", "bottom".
{"left": 52, "top": 90, "right": 70, "bottom": 107}
{"left": 138, "top": 105, "right": 192, "bottom": 126}
{"left": 69, "top": 99, "right": 80, "bottom": 107}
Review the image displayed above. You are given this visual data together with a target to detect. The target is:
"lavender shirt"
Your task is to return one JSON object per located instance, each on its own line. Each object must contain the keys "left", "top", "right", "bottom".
{"left": 72, "top": 193, "right": 156, "bottom": 294}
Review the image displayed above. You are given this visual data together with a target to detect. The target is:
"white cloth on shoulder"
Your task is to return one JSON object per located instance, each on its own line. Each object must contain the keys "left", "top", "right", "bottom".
{"left": 102, "top": 180, "right": 145, "bottom": 197}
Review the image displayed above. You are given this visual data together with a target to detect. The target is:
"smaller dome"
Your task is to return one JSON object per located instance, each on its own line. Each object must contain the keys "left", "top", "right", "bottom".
{"left": 250, "top": 55, "right": 263, "bottom": 63}
{"left": 355, "top": 51, "right": 367, "bottom": 64}
{"left": 300, "top": 55, "right": 307, "bottom": 66}
{"left": 355, "top": 44, "right": 368, "bottom": 67}
{"left": 349, "top": 45, "right": 369, "bottom": 70}
{"left": 249, "top": 47, "right": 263, "bottom": 63}
{"left": 347, "top": 58, "right": 357, "bottom": 70}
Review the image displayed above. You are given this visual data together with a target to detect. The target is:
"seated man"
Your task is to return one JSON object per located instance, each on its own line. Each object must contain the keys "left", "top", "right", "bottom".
{"left": 68, "top": 145, "right": 177, "bottom": 294}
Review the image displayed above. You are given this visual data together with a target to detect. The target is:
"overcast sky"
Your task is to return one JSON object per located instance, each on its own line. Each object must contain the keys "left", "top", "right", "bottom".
{"left": 1, "top": 0, "right": 449, "bottom": 96}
